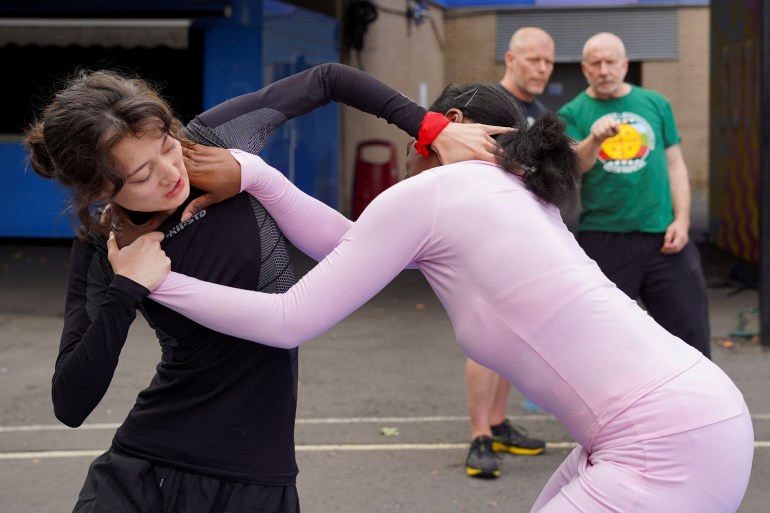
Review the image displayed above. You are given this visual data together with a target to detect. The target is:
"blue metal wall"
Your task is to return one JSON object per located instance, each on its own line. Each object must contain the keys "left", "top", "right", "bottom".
{"left": 259, "top": 0, "right": 340, "bottom": 208}
{"left": 0, "top": 143, "right": 73, "bottom": 237}
{"left": 192, "top": 0, "right": 340, "bottom": 207}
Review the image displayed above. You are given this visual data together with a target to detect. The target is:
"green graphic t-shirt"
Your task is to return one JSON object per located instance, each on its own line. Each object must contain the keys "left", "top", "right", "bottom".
{"left": 558, "top": 85, "right": 680, "bottom": 233}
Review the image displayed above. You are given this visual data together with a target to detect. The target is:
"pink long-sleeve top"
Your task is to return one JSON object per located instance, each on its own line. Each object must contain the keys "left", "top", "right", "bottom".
{"left": 152, "top": 151, "right": 740, "bottom": 450}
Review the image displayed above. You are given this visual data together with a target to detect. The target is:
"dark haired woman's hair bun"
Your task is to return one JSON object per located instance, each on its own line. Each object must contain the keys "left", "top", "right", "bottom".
{"left": 496, "top": 110, "right": 580, "bottom": 210}
{"left": 527, "top": 111, "right": 570, "bottom": 152}
{"left": 24, "top": 121, "right": 58, "bottom": 180}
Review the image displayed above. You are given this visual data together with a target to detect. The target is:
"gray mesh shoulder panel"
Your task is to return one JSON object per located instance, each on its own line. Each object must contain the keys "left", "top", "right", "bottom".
{"left": 185, "top": 108, "right": 288, "bottom": 155}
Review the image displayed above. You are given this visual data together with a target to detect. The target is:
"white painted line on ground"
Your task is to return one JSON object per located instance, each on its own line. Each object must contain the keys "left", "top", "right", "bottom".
{"left": 296, "top": 441, "right": 579, "bottom": 451}
{"left": 295, "top": 415, "right": 556, "bottom": 424}
{"left": 0, "top": 449, "right": 105, "bottom": 460}
{"left": 2, "top": 441, "right": 769, "bottom": 461}
{"left": 2, "top": 413, "right": 768, "bottom": 433}
{"left": 0, "top": 423, "right": 120, "bottom": 433}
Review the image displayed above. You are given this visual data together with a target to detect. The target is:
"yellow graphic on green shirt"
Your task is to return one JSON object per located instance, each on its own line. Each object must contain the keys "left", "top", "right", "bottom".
{"left": 597, "top": 112, "right": 655, "bottom": 174}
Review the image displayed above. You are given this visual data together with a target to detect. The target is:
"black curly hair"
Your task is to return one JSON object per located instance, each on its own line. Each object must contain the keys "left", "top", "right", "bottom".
{"left": 430, "top": 83, "right": 579, "bottom": 209}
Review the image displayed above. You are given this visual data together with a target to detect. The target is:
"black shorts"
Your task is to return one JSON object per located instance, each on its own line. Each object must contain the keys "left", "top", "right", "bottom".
{"left": 73, "top": 449, "right": 300, "bottom": 513}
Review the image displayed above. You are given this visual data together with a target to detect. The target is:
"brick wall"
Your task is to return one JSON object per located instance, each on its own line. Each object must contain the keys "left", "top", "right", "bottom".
{"left": 338, "top": 4, "right": 711, "bottom": 212}
{"left": 445, "top": 11, "right": 500, "bottom": 86}
{"left": 643, "top": 7, "right": 710, "bottom": 191}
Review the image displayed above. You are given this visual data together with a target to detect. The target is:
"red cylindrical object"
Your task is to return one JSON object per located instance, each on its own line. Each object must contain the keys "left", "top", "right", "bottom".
{"left": 351, "top": 139, "right": 399, "bottom": 220}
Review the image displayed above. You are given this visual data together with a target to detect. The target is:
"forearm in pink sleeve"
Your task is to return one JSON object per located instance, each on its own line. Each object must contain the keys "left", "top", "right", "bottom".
{"left": 230, "top": 149, "right": 352, "bottom": 261}
{"left": 150, "top": 169, "right": 438, "bottom": 349}
{"left": 150, "top": 218, "right": 414, "bottom": 349}
{"left": 150, "top": 272, "right": 311, "bottom": 348}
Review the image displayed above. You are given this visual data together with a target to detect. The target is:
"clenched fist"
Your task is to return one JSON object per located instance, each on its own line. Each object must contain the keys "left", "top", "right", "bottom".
{"left": 107, "top": 231, "right": 170, "bottom": 291}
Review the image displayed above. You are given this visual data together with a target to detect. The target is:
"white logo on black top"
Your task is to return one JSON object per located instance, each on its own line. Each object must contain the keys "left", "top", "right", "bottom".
{"left": 165, "top": 209, "right": 207, "bottom": 240}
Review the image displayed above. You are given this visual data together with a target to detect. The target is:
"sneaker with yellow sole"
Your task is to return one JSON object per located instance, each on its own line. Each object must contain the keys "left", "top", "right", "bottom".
{"left": 491, "top": 419, "right": 545, "bottom": 456}
{"left": 465, "top": 435, "right": 501, "bottom": 478}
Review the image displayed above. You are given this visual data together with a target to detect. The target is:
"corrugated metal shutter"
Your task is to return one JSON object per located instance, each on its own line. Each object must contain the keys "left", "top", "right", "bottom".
{"left": 496, "top": 7, "right": 678, "bottom": 63}
{"left": 0, "top": 19, "right": 191, "bottom": 49}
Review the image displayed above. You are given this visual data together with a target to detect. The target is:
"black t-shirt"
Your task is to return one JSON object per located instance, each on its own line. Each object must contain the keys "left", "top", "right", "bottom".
{"left": 52, "top": 63, "right": 425, "bottom": 485}
{"left": 495, "top": 83, "right": 548, "bottom": 127}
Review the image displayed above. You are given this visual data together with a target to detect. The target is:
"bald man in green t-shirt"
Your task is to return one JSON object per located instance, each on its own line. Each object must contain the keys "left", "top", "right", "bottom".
{"left": 558, "top": 32, "right": 710, "bottom": 358}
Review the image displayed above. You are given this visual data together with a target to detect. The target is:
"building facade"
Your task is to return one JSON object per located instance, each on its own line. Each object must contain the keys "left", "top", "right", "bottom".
{"left": 0, "top": 1, "right": 724, "bottom": 253}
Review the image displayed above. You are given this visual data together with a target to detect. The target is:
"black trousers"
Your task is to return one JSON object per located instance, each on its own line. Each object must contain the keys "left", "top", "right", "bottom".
{"left": 578, "top": 231, "right": 711, "bottom": 358}
{"left": 73, "top": 449, "right": 300, "bottom": 513}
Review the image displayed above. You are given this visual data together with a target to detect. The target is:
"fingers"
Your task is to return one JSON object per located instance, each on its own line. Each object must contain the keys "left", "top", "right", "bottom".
{"left": 479, "top": 124, "right": 516, "bottom": 135}
{"left": 660, "top": 229, "right": 686, "bottom": 254}
{"left": 107, "top": 229, "right": 170, "bottom": 290}
{"left": 143, "top": 231, "right": 166, "bottom": 244}
{"left": 100, "top": 204, "right": 113, "bottom": 225}
{"left": 484, "top": 133, "right": 500, "bottom": 152}
{"left": 106, "top": 231, "right": 120, "bottom": 254}
{"left": 661, "top": 243, "right": 676, "bottom": 254}
{"left": 662, "top": 229, "right": 677, "bottom": 249}
{"left": 182, "top": 143, "right": 226, "bottom": 165}
{"left": 110, "top": 229, "right": 165, "bottom": 250}
{"left": 590, "top": 116, "right": 621, "bottom": 142}
{"left": 182, "top": 154, "right": 197, "bottom": 169}
{"left": 181, "top": 142, "right": 197, "bottom": 158}
{"left": 100, "top": 203, "right": 128, "bottom": 236}
{"left": 111, "top": 208, "right": 171, "bottom": 248}
{"left": 182, "top": 145, "right": 210, "bottom": 176}
{"left": 181, "top": 142, "right": 203, "bottom": 160}
{"left": 477, "top": 126, "right": 509, "bottom": 158}
{"left": 181, "top": 195, "right": 212, "bottom": 223}
{"left": 147, "top": 210, "right": 173, "bottom": 231}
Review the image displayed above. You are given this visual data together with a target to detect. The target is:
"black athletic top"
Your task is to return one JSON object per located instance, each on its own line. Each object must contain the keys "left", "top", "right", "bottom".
{"left": 52, "top": 63, "right": 426, "bottom": 485}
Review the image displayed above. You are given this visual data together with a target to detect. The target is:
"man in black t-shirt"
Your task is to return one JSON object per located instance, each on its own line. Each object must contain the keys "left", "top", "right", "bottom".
{"left": 465, "top": 27, "right": 555, "bottom": 479}
{"left": 494, "top": 27, "right": 553, "bottom": 126}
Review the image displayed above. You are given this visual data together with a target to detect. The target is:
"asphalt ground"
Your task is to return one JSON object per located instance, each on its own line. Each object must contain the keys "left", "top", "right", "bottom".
{"left": 0, "top": 237, "right": 767, "bottom": 513}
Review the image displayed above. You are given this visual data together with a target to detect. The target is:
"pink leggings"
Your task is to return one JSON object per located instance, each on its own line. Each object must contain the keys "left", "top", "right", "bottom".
{"left": 530, "top": 406, "right": 754, "bottom": 513}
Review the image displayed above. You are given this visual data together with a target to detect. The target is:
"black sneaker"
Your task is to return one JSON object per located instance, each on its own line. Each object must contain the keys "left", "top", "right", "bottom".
{"left": 465, "top": 435, "right": 501, "bottom": 478}
{"left": 490, "top": 419, "right": 545, "bottom": 456}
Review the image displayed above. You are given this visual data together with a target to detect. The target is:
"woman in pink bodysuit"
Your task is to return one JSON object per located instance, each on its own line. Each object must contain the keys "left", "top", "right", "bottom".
{"left": 115, "top": 84, "right": 754, "bottom": 513}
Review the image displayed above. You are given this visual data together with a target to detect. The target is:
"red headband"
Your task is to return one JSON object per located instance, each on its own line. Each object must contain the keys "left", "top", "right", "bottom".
{"left": 413, "top": 112, "right": 450, "bottom": 158}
